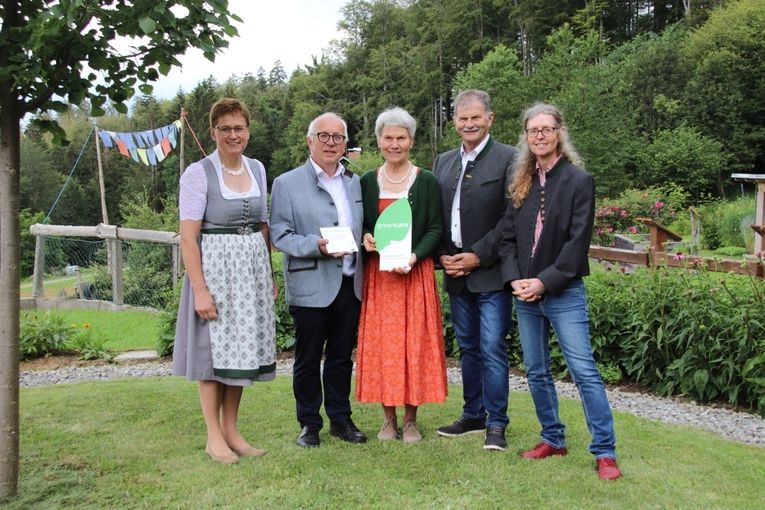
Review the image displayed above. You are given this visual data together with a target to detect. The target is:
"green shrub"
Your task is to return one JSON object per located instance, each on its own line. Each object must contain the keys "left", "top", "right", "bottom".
{"left": 20, "top": 312, "right": 72, "bottom": 359}
{"left": 156, "top": 282, "right": 182, "bottom": 357}
{"left": 714, "top": 246, "right": 747, "bottom": 257}
{"left": 20, "top": 312, "right": 113, "bottom": 361}
{"left": 585, "top": 265, "right": 765, "bottom": 416}
{"left": 273, "top": 258, "right": 295, "bottom": 351}
{"left": 594, "top": 184, "right": 688, "bottom": 246}
{"left": 66, "top": 324, "right": 113, "bottom": 361}
{"left": 698, "top": 196, "right": 755, "bottom": 250}
{"left": 598, "top": 362, "right": 624, "bottom": 385}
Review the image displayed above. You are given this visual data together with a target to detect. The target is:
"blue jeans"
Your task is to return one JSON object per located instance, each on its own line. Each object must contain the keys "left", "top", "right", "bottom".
{"left": 514, "top": 279, "right": 616, "bottom": 459}
{"left": 449, "top": 289, "right": 511, "bottom": 428}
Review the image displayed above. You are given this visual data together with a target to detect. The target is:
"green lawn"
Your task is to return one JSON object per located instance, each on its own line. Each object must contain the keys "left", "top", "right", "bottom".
{"left": 22, "top": 309, "right": 160, "bottom": 351}
{"left": 19, "top": 268, "right": 98, "bottom": 299}
{"left": 7, "top": 377, "right": 764, "bottom": 509}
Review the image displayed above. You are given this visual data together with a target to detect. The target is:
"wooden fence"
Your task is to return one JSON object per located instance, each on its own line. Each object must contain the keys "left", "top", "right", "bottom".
{"left": 27, "top": 223, "right": 180, "bottom": 310}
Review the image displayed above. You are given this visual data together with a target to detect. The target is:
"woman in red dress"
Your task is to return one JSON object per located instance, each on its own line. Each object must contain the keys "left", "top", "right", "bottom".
{"left": 356, "top": 107, "right": 448, "bottom": 443}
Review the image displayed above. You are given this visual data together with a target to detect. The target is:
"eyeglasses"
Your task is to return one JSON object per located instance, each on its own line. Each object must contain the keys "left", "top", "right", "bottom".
{"left": 525, "top": 126, "right": 557, "bottom": 137}
{"left": 215, "top": 125, "right": 248, "bottom": 135}
{"left": 311, "top": 132, "right": 346, "bottom": 144}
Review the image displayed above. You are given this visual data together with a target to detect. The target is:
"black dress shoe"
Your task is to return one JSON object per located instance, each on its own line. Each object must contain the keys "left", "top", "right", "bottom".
{"left": 329, "top": 420, "right": 367, "bottom": 444}
{"left": 297, "top": 426, "right": 320, "bottom": 448}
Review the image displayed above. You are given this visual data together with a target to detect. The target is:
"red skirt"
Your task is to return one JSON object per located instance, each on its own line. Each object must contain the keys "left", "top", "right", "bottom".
{"left": 355, "top": 254, "right": 448, "bottom": 406}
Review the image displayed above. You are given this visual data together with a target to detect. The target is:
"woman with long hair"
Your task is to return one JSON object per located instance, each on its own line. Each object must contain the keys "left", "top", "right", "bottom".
{"left": 500, "top": 103, "right": 621, "bottom": 480}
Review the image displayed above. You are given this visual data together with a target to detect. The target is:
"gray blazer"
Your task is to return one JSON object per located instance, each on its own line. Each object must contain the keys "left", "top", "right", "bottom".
{"left": 433, "top": 137, "right": 516, "bottom": 294}
{"left": 270, "top": 160, "right": 364, "bottom": 307}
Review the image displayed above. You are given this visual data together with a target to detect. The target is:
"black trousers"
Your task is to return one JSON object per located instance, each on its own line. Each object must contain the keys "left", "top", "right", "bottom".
{"left": 290, "top": 277, "right": 360, "bottom": 429}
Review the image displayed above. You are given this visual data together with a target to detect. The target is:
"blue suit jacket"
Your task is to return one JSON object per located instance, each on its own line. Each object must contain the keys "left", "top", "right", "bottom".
{"left": 269, "top": 160, "right": 364, "bottom": 307}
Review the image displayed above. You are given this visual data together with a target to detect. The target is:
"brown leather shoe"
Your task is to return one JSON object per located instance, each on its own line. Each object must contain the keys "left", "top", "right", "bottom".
{"left": 596, "top": 458, "right": 622, "bottom": 480}
{"left": 520, "top": 441, "right": 568, "bottom": 460}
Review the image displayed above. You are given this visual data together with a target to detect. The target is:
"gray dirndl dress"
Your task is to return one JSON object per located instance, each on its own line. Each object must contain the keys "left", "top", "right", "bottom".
{"left": 173, "top": 157, "right": 276, "bottom": 386}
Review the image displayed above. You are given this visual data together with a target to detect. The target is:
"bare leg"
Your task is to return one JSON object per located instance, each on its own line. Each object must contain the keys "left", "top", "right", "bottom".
{"left": 221, "top": 385, "right": 250, "bottom": 451}
{"left": 383, "top": 405, "right": 398, "bottom": 425}
{"left": 198, "top": 380, "right": 234, "bottom": 457}
{"left": 377, "top": 404, "right": 399, "bottom": 440}
{"left": 404, "top": 404, "right": 417, "bottom": 424}
{"left": 402, "top": 404, "right": 422, "bottom": 443}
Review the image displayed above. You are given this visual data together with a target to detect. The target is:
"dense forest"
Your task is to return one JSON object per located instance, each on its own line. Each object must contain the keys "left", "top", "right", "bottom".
{"left": 20, "top": 0, "right": 764, "bottom": 229}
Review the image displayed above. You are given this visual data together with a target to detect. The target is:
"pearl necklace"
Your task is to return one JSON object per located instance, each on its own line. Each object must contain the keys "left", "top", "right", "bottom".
{"left": 381, "top": 163, "right": 413, "bottom": 184}
{"left": 222, "top": 161, "right": 246, "bottom": 176}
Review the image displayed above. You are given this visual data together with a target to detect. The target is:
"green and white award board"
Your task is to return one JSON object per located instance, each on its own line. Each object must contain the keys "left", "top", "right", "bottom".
{"left": 373, "top": 198, "right": 413, "bottom": 271}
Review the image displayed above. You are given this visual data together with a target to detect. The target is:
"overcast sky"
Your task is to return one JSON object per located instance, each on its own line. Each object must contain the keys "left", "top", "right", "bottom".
{"left": 150, "top": 0, "right": 349, "bottom": 99}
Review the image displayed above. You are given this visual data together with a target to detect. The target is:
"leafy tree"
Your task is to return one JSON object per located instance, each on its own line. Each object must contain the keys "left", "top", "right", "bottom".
{"left": 452, "top": 45, "right": 527, "bottom": 144}
{"left": 682, "top": 0, "right": 765, "bottom": 185}
{"left": 182, "top": 76, "right": 221, "bottom": 162}
{"left": 636, "top": 124, "right": 729, "bottom": 198}
{"left": 0, "top": 0, "right": 240, "bottom": 497}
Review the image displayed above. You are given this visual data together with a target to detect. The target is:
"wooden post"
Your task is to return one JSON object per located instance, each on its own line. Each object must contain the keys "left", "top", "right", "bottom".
{"left": 94, "top": 125, "right": 110, "bottom": 225}
{"left": 172, "top": 244, "right": 180, "bottom": 289}
{"left": 111, "top": 238, "right": 123, "bottom": 305}
{"left": 93, "top": 128, "right": 123, "bottom": 305}
{"left": 636, "top": 218, "right": 682, "bottom": 253}
{"left": 32, "top": 235, "right": 45, "bottom": 298}
{"left": 755, "top": 181, "right": 765, "bottom": 253}
{"left": 178, "top": 108, "right": 186, "bottom": 276}
{"left": 180, "top": 108, "right": 185, "bottom": 178}
{"left": 731, "top": 174, "right": 765, "bottom": 254}
{"left": 689, "top": 207, "right": 700, "bottom": 254}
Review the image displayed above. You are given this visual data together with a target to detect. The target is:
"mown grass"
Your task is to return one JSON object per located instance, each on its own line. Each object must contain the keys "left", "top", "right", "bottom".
{"left": 19, "top": 268, "right": 98, "bottom": 299}
{"left": 7, "top": 377, "right": 765, "bottom": 509}
{"left": 22, "top": 309, "right": 160, "bottom": 352}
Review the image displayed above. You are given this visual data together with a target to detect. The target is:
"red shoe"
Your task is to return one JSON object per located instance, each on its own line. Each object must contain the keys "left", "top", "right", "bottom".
{"left": 596, "top": 458, "right": 622, "bottom": 480}
{"left": 520, "top": 441, "right": 568, "bottom": 460}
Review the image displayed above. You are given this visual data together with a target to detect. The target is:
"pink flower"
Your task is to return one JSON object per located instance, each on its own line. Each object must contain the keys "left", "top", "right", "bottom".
{"left": 620, "top": 210, "right": 628, "bottom": 218}
{"left": 654, "top": 200, "right": 664, "bottom": 209}
{"left": 629, "top": 226, "right": 638, "bottom": 234}
{"left": 673, "top": 252, "right": 685, "bottom": 261}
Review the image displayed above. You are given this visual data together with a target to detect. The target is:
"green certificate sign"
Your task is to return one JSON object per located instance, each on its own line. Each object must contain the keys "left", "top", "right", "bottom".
{"left": 374, "top": 198, "right": 413, "bottom": 271}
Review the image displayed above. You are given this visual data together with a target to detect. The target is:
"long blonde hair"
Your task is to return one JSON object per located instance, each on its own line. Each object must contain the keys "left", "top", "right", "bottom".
{"left": 508, "top": 103, "right": 583, "bottom": 208}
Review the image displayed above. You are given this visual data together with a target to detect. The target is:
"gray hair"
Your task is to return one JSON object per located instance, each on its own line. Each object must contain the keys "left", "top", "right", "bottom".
{"left": 374, "top": 107, "right": 417, "bottom": 139}
{"left": 306, "top": 112, "right": 348, "bottom": 138}
{"left": 454, "top": 89, "right": 492, "bottom": 115}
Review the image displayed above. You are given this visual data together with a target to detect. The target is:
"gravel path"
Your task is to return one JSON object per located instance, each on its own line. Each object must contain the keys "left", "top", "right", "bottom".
{"left": 21, "top": 359, "right": 764, "bottom": 447}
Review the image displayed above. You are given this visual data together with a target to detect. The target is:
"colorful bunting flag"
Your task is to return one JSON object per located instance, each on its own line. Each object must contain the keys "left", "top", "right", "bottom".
{"left": 97, "top": 120, "right": 181, "bottom": 167}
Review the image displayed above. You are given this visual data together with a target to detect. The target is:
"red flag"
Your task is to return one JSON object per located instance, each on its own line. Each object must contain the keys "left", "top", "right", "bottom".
{"left": 117, "top": 139, "right": 129, "bottom": 156}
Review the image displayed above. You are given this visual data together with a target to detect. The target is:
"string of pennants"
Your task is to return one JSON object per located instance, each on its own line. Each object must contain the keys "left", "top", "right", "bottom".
{"left": 98, "top": 120, "right": 182, "bottom": 166}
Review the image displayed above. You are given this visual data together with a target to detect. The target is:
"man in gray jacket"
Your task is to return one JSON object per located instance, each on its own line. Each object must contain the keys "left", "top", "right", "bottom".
{"left": 270, "top": 112, "right": 367, "bottom": 448}
{"left": 433, "top": 90, "right": 516, "bottom": 451}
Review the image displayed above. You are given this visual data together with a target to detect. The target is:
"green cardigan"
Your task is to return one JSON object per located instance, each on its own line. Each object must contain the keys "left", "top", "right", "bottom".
{"left": 360, "top": 168, "right": 444, "bottom": 261}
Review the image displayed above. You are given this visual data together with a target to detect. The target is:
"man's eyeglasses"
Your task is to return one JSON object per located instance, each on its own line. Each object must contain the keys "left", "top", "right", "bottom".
{"left": 525, "top": 126, "right": 557, "bottom": 137}
{"left": 215, "top": 125, "right": 248, "bottom": 135}
{"left": 311, "top": 132, "right": 346, "bottom": 144}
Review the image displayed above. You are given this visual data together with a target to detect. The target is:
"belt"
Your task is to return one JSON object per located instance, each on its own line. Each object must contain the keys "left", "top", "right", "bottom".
{"left": 201, "top": 224, "right": 260, "bottom": 235}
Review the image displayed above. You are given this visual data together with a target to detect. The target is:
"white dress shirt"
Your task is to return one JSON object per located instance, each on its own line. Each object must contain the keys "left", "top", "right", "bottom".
{"left": 451, "top": 134, "right": 491, "bottom": 248}
{"left": 310, "top": 158, "right": 356, "bottom": 276}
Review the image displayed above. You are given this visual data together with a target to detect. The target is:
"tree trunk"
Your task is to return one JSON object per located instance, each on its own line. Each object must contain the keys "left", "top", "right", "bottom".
{"left": 0, "top": 91, "right": 21, "bottom": 497}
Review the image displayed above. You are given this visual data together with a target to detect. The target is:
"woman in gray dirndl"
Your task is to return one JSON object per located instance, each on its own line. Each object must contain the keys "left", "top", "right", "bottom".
{"left": 173, "top": 98, "right": 276, "bottom": 464}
